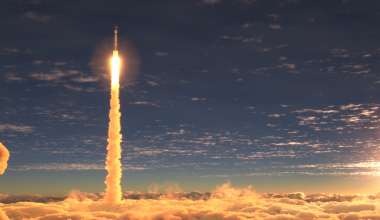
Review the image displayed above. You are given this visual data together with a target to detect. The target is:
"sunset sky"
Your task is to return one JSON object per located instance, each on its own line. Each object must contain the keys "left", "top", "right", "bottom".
{"left": 2, "top": 0, "right": 380, "bottom": 195}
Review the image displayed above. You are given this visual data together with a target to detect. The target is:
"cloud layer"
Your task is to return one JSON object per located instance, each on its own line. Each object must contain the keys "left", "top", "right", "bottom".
{"left": 1, "top": 184, "right": 380, "bottom": 220}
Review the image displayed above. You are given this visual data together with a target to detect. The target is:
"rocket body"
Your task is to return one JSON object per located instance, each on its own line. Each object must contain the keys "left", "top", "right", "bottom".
{"left": 114, "top": 26, "right": 118, "bottom": 50}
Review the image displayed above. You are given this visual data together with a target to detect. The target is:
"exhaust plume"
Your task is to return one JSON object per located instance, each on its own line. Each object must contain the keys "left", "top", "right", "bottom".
{"left": 104, "top": 26, "right": 123, "bottom": 204}
{"left": 0, "top": 142, "right": 10, "bottom": 175}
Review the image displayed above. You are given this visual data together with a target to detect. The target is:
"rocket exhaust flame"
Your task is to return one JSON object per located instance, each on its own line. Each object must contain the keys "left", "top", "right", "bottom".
{"left": 104, "top": 26, "right": 123, "bottom": 204}
{"left": 0, "top": 142, "right": 10, "bottom": 175}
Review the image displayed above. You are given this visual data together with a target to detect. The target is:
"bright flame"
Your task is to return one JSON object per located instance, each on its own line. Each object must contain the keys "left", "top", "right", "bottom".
{"left": 104, "top": 49, "right": 123, "bottom": 204}
{"left": 0, "top": 142, "right": 10, "bottom": 175}
{"left": 111, "top": 50, "right": 121, "bottom": 88}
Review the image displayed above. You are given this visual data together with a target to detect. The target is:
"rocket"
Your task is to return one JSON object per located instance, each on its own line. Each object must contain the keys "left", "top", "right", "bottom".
{"left": 105, "top": 25, "right": 123, "bottom": 203}
{"left": 114, "top": 26, "right": 118, "bottom": 50}
{"left": 110, "top": 26, "right": 121, "bottom": 88}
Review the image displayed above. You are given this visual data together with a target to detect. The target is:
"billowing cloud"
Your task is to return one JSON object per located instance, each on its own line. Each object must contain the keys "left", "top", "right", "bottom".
{"left": 2, "top": 183, "right": 380, "bottom": 219}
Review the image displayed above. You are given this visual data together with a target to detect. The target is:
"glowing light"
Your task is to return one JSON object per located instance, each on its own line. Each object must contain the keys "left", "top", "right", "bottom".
{"left": 0, "top": 142, "right": 10, "bottom": 175}
{"left": 111, "top": 50, "right": 121, "bottom": 88}
{"left": 104, "top": 27, "right": 123, "bottom": 204}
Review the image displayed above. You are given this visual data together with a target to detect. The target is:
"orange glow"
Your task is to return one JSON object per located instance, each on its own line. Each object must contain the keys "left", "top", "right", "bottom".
{"left": 0, "top": 142, "right": 10, "bottom": 175}
{"left": 104, "top": 48, "right": 123, "bottom": 204}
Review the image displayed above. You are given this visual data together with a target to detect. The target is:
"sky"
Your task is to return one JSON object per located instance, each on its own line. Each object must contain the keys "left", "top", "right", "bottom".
{"left": 1, "top": 0, "right": 380, "bottom": 195}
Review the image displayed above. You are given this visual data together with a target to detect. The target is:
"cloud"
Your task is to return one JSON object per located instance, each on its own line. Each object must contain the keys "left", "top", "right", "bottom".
{"left": 203, "top": 0, "right": 256, "bottom": 5}
{"left": 145, "top": 80, "right": 160, "bottom": 87}
{"left": 155, "top": 51, "right": 169, "bottom": 57}
{"left": 23, "top": 11, "right": 51, "bottom": 23}
{"left": 0, "top": 194, "right": 63, "bottom": 204}
{"left": 71, "top": 75, "right": 99, "bottom": 83}
{"left": 20, "top": 68, "right": 98, "bottom": 92}
{"left": 0, "top": 48, "right": 19, "bottom": 55}
{"left": 290, "top": 104, "right": 380, "bottom": 132}
{"left": 11, "top": 163, "right": 146, "bottom": 172}
{"left": 129, "top": 101, "right": 160, "bottom": 108}
{"left": 323, "top": 202, "right": 375, "bottom": 214}
{"left": 202, "top": 0, "right": 221, "bottom": 5}
{"left": 267, "top": 114, "right": 285, "bottom": 118}
{"left": 3, "top": 183, "right": 380, "bottom": 219}
{"left": 0, "top": 48, "right": 31, "bottom": 56}
{"left": 3, "top": 65, "right": 98, "bottom": 90}
{"left": 0, "top": 210, "right": 9, "bottom": 220}
{"left": 12, "top": 163, "right": 104, "bottom": 171}
{"left": 272, "top": 141, "right": 309, "bottom": 146}
{"left": 63, "top": 84, "right": 96, "bottom": 93}
{"left": 4, "top": 73, "right": 24, "bottom": 82}
{"left": 191, "top": 97, "right": 207, "bottom": 102}
{"left": 29, "top": 69, "right": 79, "bottom": 82}
{"left": 0, "top": 124, "right": 33, "bottom": 133}
{"left": 269, "top": 24, "right": 282, "bottom": 30}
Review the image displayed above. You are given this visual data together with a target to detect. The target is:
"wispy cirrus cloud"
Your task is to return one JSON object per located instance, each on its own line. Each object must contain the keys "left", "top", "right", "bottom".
{"left": 0, "top": 124, "right": 34, "bottom": 133}
{"left": 3, "top": 67, "right": 100, "bottom": 92}
{"left": 11, "top": 163, "right": 146, "bottom": 171}
{"left": 23, "top": 11, "right": 51, "bottom": 23}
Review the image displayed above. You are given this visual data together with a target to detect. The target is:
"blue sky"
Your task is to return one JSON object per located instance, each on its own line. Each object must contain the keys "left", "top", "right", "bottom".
{"left": 1, "top": 0, "right": 380, "bottom": 195}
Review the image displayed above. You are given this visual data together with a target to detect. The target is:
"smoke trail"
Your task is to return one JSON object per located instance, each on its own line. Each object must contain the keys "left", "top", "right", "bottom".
{"left": 104, "top": 47, "right": 123, "bottom": 204}
{"left": 0, "top": 142, "right": 9, "bottom": 175}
